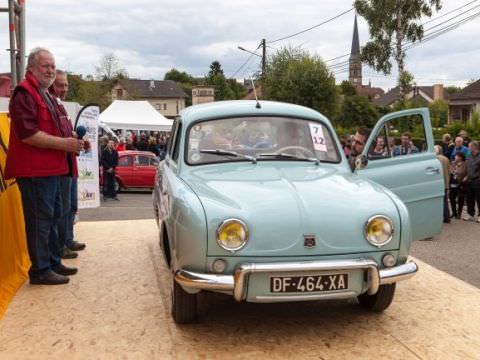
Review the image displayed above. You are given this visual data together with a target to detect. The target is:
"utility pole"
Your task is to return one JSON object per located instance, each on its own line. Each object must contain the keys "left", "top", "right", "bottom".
{"left": 261, "top": 38, "right": 266, "bottom": 81}
{"left": 1, "top": 0, "right": 26, "bottom": 90}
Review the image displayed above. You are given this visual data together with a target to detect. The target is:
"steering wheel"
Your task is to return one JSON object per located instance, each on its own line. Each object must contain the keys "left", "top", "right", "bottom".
{"left": 276, "top": 146, "right": 315, "bottom": 158}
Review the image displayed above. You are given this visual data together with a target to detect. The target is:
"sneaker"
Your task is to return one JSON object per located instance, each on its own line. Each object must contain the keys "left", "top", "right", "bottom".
{"left": 113, "top": 197, "right": 120, "bottom": 201}
{"left": 30, "top": 271, "right": 69, "bottom": 285}
{"left": 61, "top": 247, "right": 78, "bottom": 259}
{"left": 463, "top": 215, "right": 474, "bottom": 221}
{"left": 477, "top": 217, "right": 480, "bottom": 223}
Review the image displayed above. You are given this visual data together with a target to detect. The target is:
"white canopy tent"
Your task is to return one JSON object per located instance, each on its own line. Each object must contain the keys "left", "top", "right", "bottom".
{"left": 99, "top": 100, "right": 173, "bottom": 131}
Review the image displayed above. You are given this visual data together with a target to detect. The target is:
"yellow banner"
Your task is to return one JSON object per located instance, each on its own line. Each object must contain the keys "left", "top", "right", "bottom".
{"left": 0, "top": 112, "right": 30, "bottom": 319}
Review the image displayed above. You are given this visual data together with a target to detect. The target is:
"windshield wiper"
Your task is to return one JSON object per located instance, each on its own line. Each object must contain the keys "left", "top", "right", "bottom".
{"left": 199, "top": 149, "right": 257, "bottom": 164}
{"left": 258, "top": 152, "right": 319, "bottom": 165}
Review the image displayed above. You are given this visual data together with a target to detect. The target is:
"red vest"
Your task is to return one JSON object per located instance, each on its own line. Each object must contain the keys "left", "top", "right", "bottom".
{"left": 5, "top": 72, "right": 69, "bottom": 179}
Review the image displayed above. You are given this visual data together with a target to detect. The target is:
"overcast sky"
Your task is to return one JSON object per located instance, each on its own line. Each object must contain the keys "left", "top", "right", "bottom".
{"left": 1, "top": 0, "right": 479, "bottom": 90}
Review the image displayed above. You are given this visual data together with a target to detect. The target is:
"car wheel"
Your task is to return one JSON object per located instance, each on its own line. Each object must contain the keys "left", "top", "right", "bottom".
{"left": 171, "top": 276, "right": 197, "bottom": 324}
{"left": 357, "top": 283, "right": 396, "bottom": 312}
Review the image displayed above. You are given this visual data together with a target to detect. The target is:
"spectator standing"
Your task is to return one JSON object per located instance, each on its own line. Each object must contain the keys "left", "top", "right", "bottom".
{"left": 137, "top": 133, "right": 148, "bottom": 151}
{"left": 450, "top": 136, "right": 471, "bottom": 161}
{"left": 50, "top": 70, "right": 86, "bottom": 259}
{"left": 449, "top": 152, "right": 466, "bottom": 219}
{"left": 435, "top": 145, "right": 451, "bottom": 223}
{"left": 116, "top": 137, "right": 126, "bottom": 151}
{"left": 441, "top": 133, "right": 454, "bottom": 159}
{"left": 125, "top": 136, "right": 136, "bottom": 150}
{"left": 147, "top": 136, "right": 160, "bottom": 156}
{"left": 101, "top": 139, "right": 119, "bottom": 201}
{"left": 463, "top": 141, "right": 480, "bottom": 222}
{"left": 5, "top": 48, "right": 81, "bottom": 285}
{"left": 393, "top": 132, "right": 419, "bottom": 156}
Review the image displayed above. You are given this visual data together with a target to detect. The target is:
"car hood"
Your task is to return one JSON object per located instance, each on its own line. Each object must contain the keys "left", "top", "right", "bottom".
{"left": 182, "top": 163, "right": 401, "bottom": 257}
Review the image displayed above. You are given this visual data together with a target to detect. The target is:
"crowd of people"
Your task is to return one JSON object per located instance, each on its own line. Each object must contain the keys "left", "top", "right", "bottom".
{"left": 343, "top": 128, "right": 480, "bottom": 224}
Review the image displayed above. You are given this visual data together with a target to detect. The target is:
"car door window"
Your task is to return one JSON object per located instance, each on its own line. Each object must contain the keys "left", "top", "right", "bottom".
{"left": 118, "top": 156, "right": 132, "bottom": 167}
{"left": 149, "top": 157, "right": 159, "bottom": 166}
{"left": 167, "top": 117, "right": 181, "bottom": 162}
{"left": 367, "top": 114, "right": 427, "bottom": 160}
{"left": 135, "top": 155, "right": 150, "bottom": 166}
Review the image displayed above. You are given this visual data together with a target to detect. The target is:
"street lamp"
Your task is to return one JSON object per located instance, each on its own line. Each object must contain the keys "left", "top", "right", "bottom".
{"left": 237, "top": 39, "right": 266, "bottom": 80}
{"left": 237, "top": 46, "right": 262, "bottom": 58}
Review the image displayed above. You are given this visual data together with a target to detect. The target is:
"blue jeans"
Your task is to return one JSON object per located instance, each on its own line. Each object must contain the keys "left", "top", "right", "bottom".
{"left": 17, "top": 176, "right": 64, "bottom": 278}
{"left": 58, "top": 176, "right": 75, "bottom": 249}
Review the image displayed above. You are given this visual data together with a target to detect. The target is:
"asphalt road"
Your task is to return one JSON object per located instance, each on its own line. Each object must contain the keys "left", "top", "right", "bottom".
{"left": 79, "top": 192, "right": 480, "bottom": 288}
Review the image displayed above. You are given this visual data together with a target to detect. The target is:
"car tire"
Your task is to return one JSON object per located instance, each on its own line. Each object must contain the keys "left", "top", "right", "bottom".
{"left": 357, "top": 283, "right": 396, "bottom": 312}
{"left": 171, "top": 277, "right": 197, "bottom": 324}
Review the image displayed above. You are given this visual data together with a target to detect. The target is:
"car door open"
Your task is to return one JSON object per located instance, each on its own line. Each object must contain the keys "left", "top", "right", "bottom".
{"left": 356, "top": 108, "right": 443, "bottom": 241}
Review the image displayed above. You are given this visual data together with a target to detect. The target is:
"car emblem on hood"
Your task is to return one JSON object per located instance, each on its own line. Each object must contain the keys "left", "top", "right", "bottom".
{"left": 304, "top": 234, "right": 316, "bottom": 248}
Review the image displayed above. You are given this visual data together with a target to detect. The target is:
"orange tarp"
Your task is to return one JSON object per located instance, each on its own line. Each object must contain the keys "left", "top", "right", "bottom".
{"left": 0, "top": 112, "right": 30, "bottom": 319}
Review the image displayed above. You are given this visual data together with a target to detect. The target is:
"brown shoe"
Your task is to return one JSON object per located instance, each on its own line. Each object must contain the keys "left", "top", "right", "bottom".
{"left": 30, "top": 271, "right": 69, "bottom": 285}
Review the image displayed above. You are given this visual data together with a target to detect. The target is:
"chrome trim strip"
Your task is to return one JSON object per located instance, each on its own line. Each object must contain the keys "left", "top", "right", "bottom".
{"left": 252, "top": 291, "right": 357, "bottom": 303}
{"left": 175, "top": 269, "right": 234, "bottom": 291}
{"left": 379, "top": 261, "right": 418, "bottom": 285}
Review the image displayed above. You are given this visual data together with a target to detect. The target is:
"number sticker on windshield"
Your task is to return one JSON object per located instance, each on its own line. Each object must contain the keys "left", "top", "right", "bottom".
{"left": 309, "top": 123, "right": 327, "bottom": 152}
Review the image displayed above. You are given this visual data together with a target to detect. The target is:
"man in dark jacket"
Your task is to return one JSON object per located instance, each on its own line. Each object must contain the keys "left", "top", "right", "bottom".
{"left": 463, "top": 141, "right": 480, "bottom": 222}
{"left": 101, "top": 139, "right": 119, "bottom": 200}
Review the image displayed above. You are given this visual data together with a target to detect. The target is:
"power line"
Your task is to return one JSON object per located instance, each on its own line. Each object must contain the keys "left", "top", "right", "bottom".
{"left": 422, "top": 0, "right": 478, "bottom": 25}
{"left": 229, "top": 48, "right": 261, "bottom": 79}
{"left": 267, "top": 7, "right": 354, "bottom": 44}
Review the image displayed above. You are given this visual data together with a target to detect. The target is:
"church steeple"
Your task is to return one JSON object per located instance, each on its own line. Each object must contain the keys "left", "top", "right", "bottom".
{"left": 349, "top": 14, "right": 362, "bottom": 86}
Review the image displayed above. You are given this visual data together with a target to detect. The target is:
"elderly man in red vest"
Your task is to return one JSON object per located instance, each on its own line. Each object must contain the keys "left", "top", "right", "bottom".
{"left": 5, "top": 48, "right": 83, "bottom": 285}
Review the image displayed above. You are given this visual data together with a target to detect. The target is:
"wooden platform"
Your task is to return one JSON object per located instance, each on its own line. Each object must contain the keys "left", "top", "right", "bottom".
{"left": 1, "top": 219, "right": 479, "bottom": 359}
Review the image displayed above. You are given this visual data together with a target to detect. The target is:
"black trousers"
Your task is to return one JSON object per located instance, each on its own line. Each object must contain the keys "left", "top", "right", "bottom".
{"left": 443, "top": 190, "right": 450, "bottom": 222}
{"left": 466, "top": 181, "right": 480, "bottom": 217}
{"left": 103, "top": 170, "right": 117, "bottom": 199}
{"left": 449, "top": 186, "right": 465, "bottom": 217}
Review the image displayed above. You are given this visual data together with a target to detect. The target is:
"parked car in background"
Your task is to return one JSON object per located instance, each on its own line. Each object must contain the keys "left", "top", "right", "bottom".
{"left": 153, "top": 100, "right": 443, "bottom": 324}
{"left": 101, "top": 150, "right": 159, "bottom": 191}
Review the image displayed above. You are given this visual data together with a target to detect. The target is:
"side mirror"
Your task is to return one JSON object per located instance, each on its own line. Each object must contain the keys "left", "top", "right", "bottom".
{"left": 355, "top": 154, "right": 368, "bottom": 170}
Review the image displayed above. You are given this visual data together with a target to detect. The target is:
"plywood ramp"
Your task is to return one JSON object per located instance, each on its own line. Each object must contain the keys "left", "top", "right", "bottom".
{"left": 0, "top": 219, "right": 479, "bottom": 359}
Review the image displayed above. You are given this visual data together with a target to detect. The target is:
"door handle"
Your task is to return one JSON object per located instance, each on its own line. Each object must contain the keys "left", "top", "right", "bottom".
{"left": 425, "top": 167, "right": 440, "bottom": 175}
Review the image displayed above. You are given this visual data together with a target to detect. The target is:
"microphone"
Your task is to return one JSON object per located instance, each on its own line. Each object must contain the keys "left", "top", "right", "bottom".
{"left": 75, "top": 125, "right": 90, "bottom": 152}
{"left": 76, "top": 125, "right": 87, "bottom": 139}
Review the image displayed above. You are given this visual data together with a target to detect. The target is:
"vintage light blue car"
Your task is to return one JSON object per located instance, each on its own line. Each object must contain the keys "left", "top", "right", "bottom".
{"left": 153, "top": 100, "right": 443, "bottom": 323}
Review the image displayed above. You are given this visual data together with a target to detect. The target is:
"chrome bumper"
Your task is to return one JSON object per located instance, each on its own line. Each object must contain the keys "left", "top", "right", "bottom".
{"left": 174, "top": 259, "right": 418, "bottom": 302}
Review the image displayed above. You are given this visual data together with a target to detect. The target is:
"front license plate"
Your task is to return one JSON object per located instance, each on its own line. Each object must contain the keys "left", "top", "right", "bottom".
{"left": 270, "top": 273, "right": 348, "bottom": 293}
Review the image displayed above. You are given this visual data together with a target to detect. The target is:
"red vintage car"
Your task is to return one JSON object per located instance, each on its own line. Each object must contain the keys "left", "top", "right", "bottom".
{"left": 100, "top": 150, "right": 159, "bottom": 191}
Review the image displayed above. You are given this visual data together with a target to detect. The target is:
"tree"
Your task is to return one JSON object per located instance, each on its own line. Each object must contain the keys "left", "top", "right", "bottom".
{"left": 354, "top": 0, "right": 442, "bottom": 101}
{"left": 429, "top": 99, "right": 448, "bottom": 128}
{"left": 339, "top": 80, "right": 357, "bottom": 96}
{"left": 445, "top": 85, "right": 462, "bottom": 96}
{"left": 205, "top": 61, "right": 236, "bottom": 101}
{"left": 164, "top": 68, "right": 195, "bottom": 84}
{"left": 338, "top": 95, "right": 379, "bottom": 129}
{"left": 263, "top": 47, "right": 337, "bottom": 118}
{"left": 95, "top": 53, "right": 128, "bottom": 81}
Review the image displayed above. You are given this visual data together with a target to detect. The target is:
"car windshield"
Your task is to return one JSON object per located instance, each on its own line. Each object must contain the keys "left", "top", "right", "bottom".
{"left": 186, "top": 116, "right": 340, "bottom": 165}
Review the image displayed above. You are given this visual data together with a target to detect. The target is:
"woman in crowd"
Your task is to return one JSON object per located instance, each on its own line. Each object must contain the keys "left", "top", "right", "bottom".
{"left": 449, "top": 152, "right": 467, "bottom": 219}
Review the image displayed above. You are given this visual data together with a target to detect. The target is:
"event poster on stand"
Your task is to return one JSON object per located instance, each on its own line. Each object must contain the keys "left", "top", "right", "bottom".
{"left": 75, "top": 104, "right": 100, "bottom": 209}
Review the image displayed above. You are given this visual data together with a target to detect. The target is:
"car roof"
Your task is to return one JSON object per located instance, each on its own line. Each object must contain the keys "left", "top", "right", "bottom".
{"left": 179, "top": 100, "right": 328, "bottom": 127}
{"left": 118, "top": 150, "right": 156, "bottom": 156}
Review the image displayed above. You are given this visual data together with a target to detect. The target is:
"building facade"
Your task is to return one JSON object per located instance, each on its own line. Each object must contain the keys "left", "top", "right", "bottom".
{"left": 448, "top": 79, "right": 480, "bottom": 123}
{"left": 192, "top": 86, "right": 214, "bottom": 105}
{"left": 111, "top": 79, "right": 187, "bottom": 119}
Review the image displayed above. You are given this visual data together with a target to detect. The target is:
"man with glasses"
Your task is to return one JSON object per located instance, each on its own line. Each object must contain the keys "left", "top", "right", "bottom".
{"left": 349, "top": 128, "right": 370, "bottom": 171}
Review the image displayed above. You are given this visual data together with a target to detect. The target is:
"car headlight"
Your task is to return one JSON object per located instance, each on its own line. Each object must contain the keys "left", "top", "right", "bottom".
{"left": 217, "top": 219, "right": 248, "bottom": 252}
{"left": 364, "top": 215, "right": 394, "bottom": 247}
